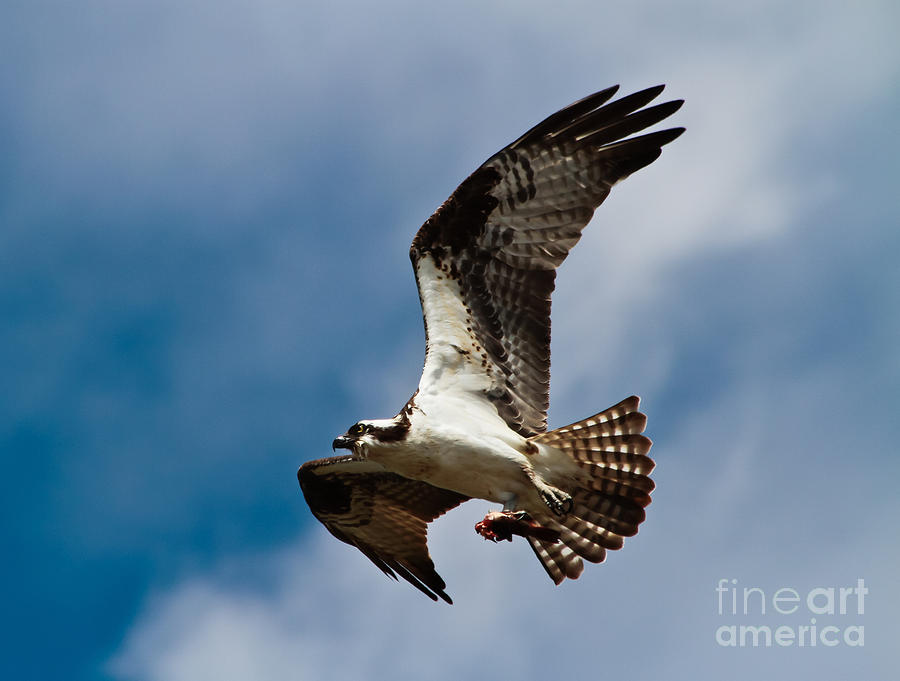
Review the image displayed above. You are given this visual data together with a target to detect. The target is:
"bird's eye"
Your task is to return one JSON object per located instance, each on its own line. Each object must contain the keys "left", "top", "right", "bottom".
{"left": 351, "top": 423, "right": 367, "bottom": 436}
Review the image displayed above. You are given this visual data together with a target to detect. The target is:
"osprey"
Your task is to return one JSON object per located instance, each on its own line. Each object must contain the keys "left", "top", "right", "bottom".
{"left": 299, "top": 84, "right": 683, "bottom": 603}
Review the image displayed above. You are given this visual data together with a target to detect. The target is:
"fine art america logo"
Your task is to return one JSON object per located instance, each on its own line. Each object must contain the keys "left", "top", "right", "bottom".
{"left": 715, "top": 578, "right": 867, "bottom": 648}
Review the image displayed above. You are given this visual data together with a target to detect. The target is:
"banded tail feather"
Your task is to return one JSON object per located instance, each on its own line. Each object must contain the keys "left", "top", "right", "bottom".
{"left": 528, "top": 396, "right": 655, "bottom": 584}
{"left": 527, "top": 536, "right": 584, "bottom": 583}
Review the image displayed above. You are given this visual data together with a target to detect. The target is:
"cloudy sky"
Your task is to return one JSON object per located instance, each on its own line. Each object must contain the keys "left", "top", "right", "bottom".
{"left": 3, "top": 1, "right": 899, "bottom": 679}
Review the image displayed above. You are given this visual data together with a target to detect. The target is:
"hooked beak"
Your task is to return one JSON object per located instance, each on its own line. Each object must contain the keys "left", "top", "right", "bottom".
{"left": 332, "top": 435, "right": 353, "bottom": 452}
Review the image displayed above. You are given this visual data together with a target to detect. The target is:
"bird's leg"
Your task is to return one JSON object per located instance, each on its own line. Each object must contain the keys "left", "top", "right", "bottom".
{"left": 475, "top": 511, "right": 560, "bottom": 543}
{"left": 523, "top": 467, "right": 573, "bottom": 517}
{"left": 539, "top": 487, "right": 573, "bottom": 516}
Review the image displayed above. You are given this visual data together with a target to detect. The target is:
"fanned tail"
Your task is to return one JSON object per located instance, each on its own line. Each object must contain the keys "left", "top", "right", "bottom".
{"left": 527, "top": 395, "right": 655, "bottom": 584}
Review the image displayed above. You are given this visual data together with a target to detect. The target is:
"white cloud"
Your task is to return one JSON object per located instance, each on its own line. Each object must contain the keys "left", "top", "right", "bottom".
{"left": 110, "top": 494, "right": 668, "bottom": 681}
{"left": 109, "top": 352, "right": 900, "bottom": 680}
{"left": 550, "top": 0, "right": 899, "bottom": 402}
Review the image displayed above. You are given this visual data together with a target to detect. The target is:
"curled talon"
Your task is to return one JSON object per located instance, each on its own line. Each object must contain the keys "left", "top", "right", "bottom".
{"left": 540, "top": 488, "right": 573, "bottom": 517}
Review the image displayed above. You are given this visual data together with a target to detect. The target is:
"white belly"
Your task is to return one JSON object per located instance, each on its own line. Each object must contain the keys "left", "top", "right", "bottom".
{"left": 367, "top": 409, "right": 532, "bottom": 505}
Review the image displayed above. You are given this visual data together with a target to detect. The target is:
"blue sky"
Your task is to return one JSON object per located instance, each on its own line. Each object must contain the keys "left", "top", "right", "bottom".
{"left": 2, "top": 1, "right": 898, "bottom": 679}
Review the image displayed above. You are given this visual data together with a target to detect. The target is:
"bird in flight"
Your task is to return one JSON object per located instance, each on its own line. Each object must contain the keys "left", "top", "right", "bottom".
{"left": 299, "top": 84, "right": 683, "bottom": 603}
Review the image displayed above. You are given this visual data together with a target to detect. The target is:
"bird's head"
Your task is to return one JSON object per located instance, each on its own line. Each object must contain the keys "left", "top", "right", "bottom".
{"left": 332, "top": 416, "right": 410, "bottom": 454}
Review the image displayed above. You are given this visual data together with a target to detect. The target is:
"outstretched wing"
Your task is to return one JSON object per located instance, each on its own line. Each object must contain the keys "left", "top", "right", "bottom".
{"left": 411, "top": 85, "right": 684, "bottom": 436}
{"left": 297, "top": 455, "right": 469, "bottom": 603}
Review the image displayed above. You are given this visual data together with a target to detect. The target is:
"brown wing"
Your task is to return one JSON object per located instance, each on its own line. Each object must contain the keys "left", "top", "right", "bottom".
{"left": 411, "top": 85, "right": 684, "bottom": 436}
{"left": 297, "top": 455, "right": 469, "bottom": 603}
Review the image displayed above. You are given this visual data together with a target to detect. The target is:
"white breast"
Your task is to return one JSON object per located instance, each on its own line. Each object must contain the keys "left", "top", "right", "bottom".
{"left": 368, "top": 395, "right": 532, "bottom": 506}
